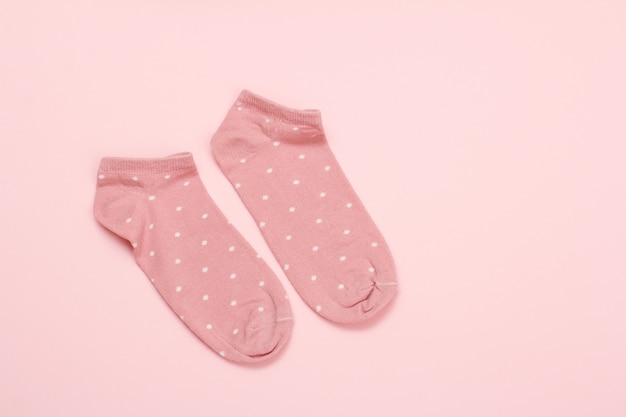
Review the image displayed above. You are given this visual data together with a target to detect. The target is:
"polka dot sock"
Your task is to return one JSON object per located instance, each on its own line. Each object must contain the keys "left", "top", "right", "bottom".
{"left": 93, "top": 152, "right": 293, "bottom": 363}
{"left": 211, "top": 90, "right": 398, "bottom": 323}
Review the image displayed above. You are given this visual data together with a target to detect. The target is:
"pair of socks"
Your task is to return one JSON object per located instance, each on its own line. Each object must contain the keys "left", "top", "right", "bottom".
{"left": 94, "top": 90, "right": 397, "bottom": 364}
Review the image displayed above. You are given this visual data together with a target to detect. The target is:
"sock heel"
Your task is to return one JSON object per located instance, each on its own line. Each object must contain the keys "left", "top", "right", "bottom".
{"left": 94, "top": 180, "right": 148, "bottom": 247}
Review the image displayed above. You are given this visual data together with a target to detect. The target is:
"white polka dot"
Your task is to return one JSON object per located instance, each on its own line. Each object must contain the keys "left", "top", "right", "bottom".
{"left": 311, "top": 275, "right": 317, "bottom": 281}
{"left": 149, "top": 223, "right": 154, "bottom": 229}
{"left": 285, "top": 294, "right": 289, "bottom": 299}
{"left": 148, "top": 195, "right": 156, "bottom": 201}
{"left": 98, "top": 174, "right": 105, "bottom": 179}
{"left": 368, "top": 267, "right": 375, "bottom": 272}
{"left": 299, "top": 154, "right": 305, "bottom": 159}
{"left": 230, "top": 273, "right": 237, "bottom": 279}
{"left": 132, "top": 176, "right": 138, "bottom": 181}
{"left": 320, "top": 192, "right": 326, "bottom": 197}
{"left": 219, "top": 351, "right": 225, "bottom": 357}
{"left": 266, "top": 168, "right": 273, "bottom": 173}
{"left": 346, "top": 203, "right": 353, "bottom": 208}
{"left": 228, "top": 245, "right": 235, "bottom": 252}
{"left": 149, "top": 251, "right": 155, "bottom": 256}
{"left": 256, "top": 253, "right": 262, "bottom": 258}
{"left": 344, "top": 229, "right": 350, "bottom": 235}
{"left": 273, "top": 141, "right": 280, "bottom": 146}
{"left": 184, "top": 181, "right": 190, "bottom": 186}
{"left": 259, "top": 281, "right": 265, "bottom": 287}
{"left": 371, "top": 242, "right": 378, "bottom": 247}
{"left": 338, "top": 284, "right": 345, "bottom": 289}
{"left": 262, "top": 194, "right": 269, "bottom": 200}
{"left": 289, "top": 207, "right": 295, "bottom": 213}
{"left": 235, "top": 183, "right": 241, "bottom": 189}
{"left": 339, "top": 255, "right": 346, "bottom": 261}
{"left": 293, "top": 126, "right": 299, "bottom": 131}
{"left": 176, "top": 206, "right": 182, "bottom": 211}
{"left": 131, "top": 242, "right": 137, "bottom": 248}
{"left": 164, "top": 174, "right": 171, "bottom": 179}
{"left": 284, "top": 264, "right": 290, "bottom": 270}
{"left": 266, "top": 118, "right": 271, "bottom": 123}
{"left": 293, "top": 179, "right": 300, "bottom": 185}
{"left": 286, "top": 235, "right": 292, "bottom": 240}
{"left": 202, "top": 213, "right": 208, "bottom": 219}
{"left": 237, "top": 106, "right": 243, "bottom": 111}
{"left": 150, "top": 278, "right": 155, "bottom": 283}
{"left": 174, "top": 232, "right": 181, "bottom": 237}
{"left": 316, "top": 218, "right": 322, "bottom": 224}
{"left": 233, "top": 328, "right": 239, "bottom": 335}
{"left": 315, "top": 305, "right": 322, "bottom": 312}
{"left": 202, "top": 295, "right": 209, "bottom": 301}
{"left": 206, "top": 323, "right": 212, "bottom": 329}
{"left": 312, "top": 246, "right": 319, "bottom": 252}
{"left": 126, "top": 217, "right": 132, "bottom": 223}
{"left": 175, "top": 286, "right": 182, "bottom": 292}
{"left": 240, "top": 158, "right": 246, "bottom": 163}
{"left": 230, "top": 300, "right": 237, "bottom": 306}
{"left": 201, "top": 240, "right": 207, "bottom": 246}
{"left": 324, "top": 165, "right": 331, "bottom": 171}
{"left": 258, "top": 306, "right": 264, "bottom": 312}
{"left": 175, "top": 258, "right": 181, "bottom": 264}
{"left": 259, "top": 221, "right": 266, "bottom": 228}
{"left": 202, "top": 267, "right": 208, "bottom": 273}
{"left": 179, "top": 315, "right": 184, "bottom": 321}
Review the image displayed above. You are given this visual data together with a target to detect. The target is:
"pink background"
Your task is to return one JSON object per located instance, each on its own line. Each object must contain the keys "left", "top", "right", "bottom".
{"left": 1, "top": 1, "right": 625, "bottom": 416}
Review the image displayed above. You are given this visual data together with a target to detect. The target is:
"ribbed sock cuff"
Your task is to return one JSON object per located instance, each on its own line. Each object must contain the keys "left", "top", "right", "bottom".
{"left": 98, "top": 152, "right": 197, "bottom": 175}
{"left": 237, "top": 90, "right": 323, "bottom": 129}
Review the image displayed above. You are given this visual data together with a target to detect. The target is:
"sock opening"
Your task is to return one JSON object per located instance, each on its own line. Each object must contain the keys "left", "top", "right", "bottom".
{"left": 237, "top": 89, "right": 323, "bottom": 129}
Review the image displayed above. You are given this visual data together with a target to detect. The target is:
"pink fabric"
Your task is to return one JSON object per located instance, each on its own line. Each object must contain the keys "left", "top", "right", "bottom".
{"left": 93, "top": 152, "right": 293, "bottom": 363}
{"left": 211, "top": 90, "right": 398, "bottom": 323}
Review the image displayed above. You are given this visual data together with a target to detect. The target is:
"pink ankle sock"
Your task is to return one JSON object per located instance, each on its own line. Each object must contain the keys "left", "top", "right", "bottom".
{"left": 211, "top": 90, "right": 398, "bottom": 323}
{"left": 93, "top": 152, "right": 293, "bottom": 363}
